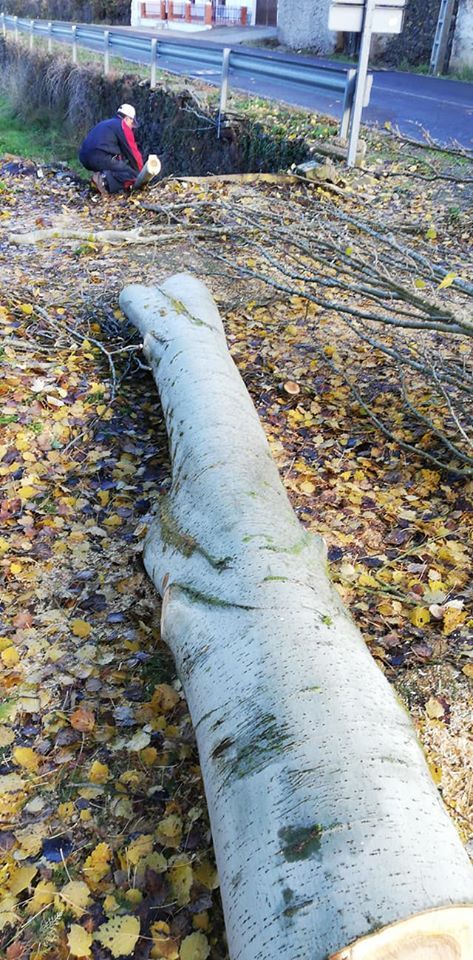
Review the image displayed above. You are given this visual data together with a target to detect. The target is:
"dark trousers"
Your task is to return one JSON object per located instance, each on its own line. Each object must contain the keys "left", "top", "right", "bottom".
{"left": 78, "top": 148, "right": 137, "bottom": 194}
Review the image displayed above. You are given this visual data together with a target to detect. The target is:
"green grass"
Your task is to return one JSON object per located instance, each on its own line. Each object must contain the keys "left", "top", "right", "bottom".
{"left": 0, "top": 95, "right": 82, "bottom": 170}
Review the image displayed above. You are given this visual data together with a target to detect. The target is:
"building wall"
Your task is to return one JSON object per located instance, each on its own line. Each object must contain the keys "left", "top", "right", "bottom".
{"left": 277, "top": 0, "right": 334, "bottom": 52}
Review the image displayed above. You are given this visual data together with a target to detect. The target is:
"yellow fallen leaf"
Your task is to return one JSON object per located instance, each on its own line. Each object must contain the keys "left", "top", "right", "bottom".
{"left": 20, "top": 303, "right": 34, "bottom": 315}
{"left": 150, "top": 684, "right": 180, "bottom": 713}
{"left": 409, "top": 607, "right": 430, "bottom": 628}
{"left": 83, "top": 842, "right": 111, "bottom": 886}
{"left": 141, "top": 746, "right": 158, "bottom": 766}
{"left": 437, "top": 271, "right": 457, "bottom": 290}
{"left": 88, "top": 760, "right": 110, "bottom": 784}
{"left": 18, "top": 485, "right": 38, "bottom": 500}
{"left": 103, "top": 514, "right": 122, "bottom": 527}
{"left": 8, "top": 865, "right": 37, "bottom": 895}
{"left": 71, "top": 619, "right": 91, "bottom": 638}
{"left": 169, "top": 860, "right": 193, "bottom": 906}
{"left": 0, "top": 727, "right": 14, "bottom": 747}
{"left": 25, "top": 879, "right": 56, "bottom": 914}
{"left": 425, "top": 226, "right": 437, "bottom": 240}
{"left": 14, "top": 824, "right": 44, "bottom": 859}
{"left": 9, "top": 562, "right": 22, "bottom": 575}
{"left": 299, "top": 481, "right": 315, "bottom": 495}
{"left": 358, "top": 573, "right": 377, "bottom": 588}
{"left": 68, "top": 924, "right": 93, "bottom": 958}
{"left": 125, "top": 888, "right": 143, "bottom": 906}
{"left": 103, "top": 894, "right": 119, "bottom": 915}
{"left": 426, "top": 697, "right": 444, "bottom": 720}
{"left": 13, "top": 746, "right": 40, "bottom": 773}
{"left": 193, "top": 860, "right": 219, "bottom": 890}
{"left": 414, "top": 278, "right": 426, "bottom": 289}
{"left": 155, "top": 814, "right": 182, "bottom": 848}
{"left": 150, "top": 934, "right": 179, "bottom": 959}
{"left": 122, "top": 834, "right": 154, "bottom": 867}
{"left": 428, "top": 761, "right": 442, "bottom": 785}
{"left": 0, "top": 894, "right": 18, "bottom": 932}
{"left": 180, "top": 932, "right": 211, "bottom": 960}
{"left": 1, "top": 647, "right": 20, "bottom": 668}
{"left": 135, "top": 851, "right": 167, "bottom": 882}
{"left": 60, "top": 880, "right": 92, "bottom": 916}
{"left": 0, "top": 537, "right": 9, "bottom": 555}
{"left": 462, "top": 663, "right": 473, "bottom": 679}
{"left": 0, "top": 773, "right": 26, "bottom": 796}
{"left": 95, "top": 915, "right": 140, "bottom": 958}
{"left": 443, "top": 607, "right": 466, "bottom": 636}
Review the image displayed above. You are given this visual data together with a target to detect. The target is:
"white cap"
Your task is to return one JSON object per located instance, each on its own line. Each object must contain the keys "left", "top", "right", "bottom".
{"left": 117, "top": 103, "right": 136, "bottom": 120}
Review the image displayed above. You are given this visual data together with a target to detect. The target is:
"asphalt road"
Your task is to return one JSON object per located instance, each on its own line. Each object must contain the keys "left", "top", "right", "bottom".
{"left": 17, "top": 23, "right": 473, "bottom": 149}
{"left": 110, "top": 36, "right": 473, "bottom": 149}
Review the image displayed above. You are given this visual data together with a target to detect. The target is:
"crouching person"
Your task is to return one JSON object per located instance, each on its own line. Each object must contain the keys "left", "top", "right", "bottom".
{"left": 79, "top": 103, "right": 143, "bottom": 196}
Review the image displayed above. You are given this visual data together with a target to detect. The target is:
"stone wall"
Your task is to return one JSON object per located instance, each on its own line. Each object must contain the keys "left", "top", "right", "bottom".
{"left": 451, "top": 0, "right": 473, "bottom": 67}
{"left": 277, "top": 0, "right": 334, "bottom": 53}
{"left": 378, "top": 0, "right": 440, "bottom": 65}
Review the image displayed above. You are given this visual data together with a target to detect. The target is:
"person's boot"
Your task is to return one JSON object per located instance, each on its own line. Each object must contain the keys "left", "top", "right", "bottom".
{"left": 91, "top": 172, "right": 107, "bottom": 197}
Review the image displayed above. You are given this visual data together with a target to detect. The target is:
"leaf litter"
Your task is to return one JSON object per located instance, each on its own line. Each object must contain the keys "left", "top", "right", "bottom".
{"left": 0, "top": 137, "right": 472, "bottom": 957}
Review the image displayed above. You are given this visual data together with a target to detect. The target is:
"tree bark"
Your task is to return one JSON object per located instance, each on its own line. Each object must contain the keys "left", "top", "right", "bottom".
{"left": 119, "top": 274, "right": 473, "bottom": 960}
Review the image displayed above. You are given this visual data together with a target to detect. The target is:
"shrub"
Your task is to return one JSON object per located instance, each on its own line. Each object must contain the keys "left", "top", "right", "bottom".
{"left": 0, "top": 40, "right": 310, "bottom": 175}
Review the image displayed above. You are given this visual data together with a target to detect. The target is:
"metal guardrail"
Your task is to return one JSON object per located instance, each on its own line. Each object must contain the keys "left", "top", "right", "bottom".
{"left": 0, "top": 13, "right": 372, "bottom": 142}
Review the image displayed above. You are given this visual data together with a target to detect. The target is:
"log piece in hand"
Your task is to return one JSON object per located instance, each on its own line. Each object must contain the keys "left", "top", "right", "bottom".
{"left": 119, "top": 274, "right": 473, "bottom": 960}
{"left": 133, "top": 154, "right": 161, "bottom": 190}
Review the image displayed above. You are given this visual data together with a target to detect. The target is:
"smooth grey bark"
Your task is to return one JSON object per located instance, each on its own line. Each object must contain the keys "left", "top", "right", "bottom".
{"left": 119, "top": 274, "right": 473, "bottom": 960}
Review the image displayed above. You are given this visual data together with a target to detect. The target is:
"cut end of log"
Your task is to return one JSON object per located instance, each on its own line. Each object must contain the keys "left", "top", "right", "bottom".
{"left": 146, "top": 154, "right": 161, "bottom": 176}
{"left": 282, "top": 380, "right": 300, "bottom": 397}
{"left": 330, "top": 906, "right": 473, "bottom": 960}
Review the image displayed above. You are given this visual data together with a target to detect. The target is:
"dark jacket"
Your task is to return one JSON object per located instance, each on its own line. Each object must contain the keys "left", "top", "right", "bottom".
{"left": 79, "top": 116, "right": 143, "bottom": 172}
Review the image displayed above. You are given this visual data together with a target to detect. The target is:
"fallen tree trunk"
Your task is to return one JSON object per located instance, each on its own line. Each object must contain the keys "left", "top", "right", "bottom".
{"left": 119, "top": 274, "right": 473, "bottom": 960}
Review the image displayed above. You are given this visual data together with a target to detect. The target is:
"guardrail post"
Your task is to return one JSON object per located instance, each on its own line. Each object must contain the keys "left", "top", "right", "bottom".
{"left": 340, "top": 68, "right": 356, "bottom": 140}
{"left": 240, "top": 6, "right": 247, "bottom": 25}
{"left": 71, "top": 24, "right": 78, "bottom": 63}
{"left": 204, "top": 1, "right": 213, "bottom": 25}
{"left": 160, "top": 0, "right": 166, "bottom": 18}
{"left": 150, "top": 37, "right": 158, "bottom": 89}
{"left": 169, "top": 1, "right": 174, "bottom": 20}
{"left": 47, "top": 21, "right": 53, "bottom": 53}
{"left": 29, "top": 19, "right": 35, "bottom": 50}
{"left": 14, "top": 15, "right": 18, "bottom": 43}
{"left": 217, "top": 47, "right": 231, "bottom": 139}
{"left": 103, "top": 29, "right": 110, "bottom": 75}
{"left": 185, "top": 1, "right": 192, "bottom": 21}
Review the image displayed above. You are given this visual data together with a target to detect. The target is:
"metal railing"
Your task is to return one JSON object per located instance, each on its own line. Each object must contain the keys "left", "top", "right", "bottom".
{"left": 0, "top": 13, "right": 372, "bottom": 143}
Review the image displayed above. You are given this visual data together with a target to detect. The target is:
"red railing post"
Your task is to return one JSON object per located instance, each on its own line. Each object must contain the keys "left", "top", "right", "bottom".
{"left": 204, "top": 1, "right": 212, "bottom": 24}
{"left": 240, "top": 5, "right": 247, "bottom": 23}
{"left": 169, "top": 0, "right": 174, "bottom": 18}
{"left": 140, "top": 2, "right": 147, "bottom": 16}
{"left": 185, "top": 0, "right": 191, "bottom": 19}
{"left": 160, "top": 0, "right": 166, "bottom": 17}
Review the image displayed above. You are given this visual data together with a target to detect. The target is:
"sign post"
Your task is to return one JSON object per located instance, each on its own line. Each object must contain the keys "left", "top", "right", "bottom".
{"left": 328, "top": 0, "right": 405, "bottom": 166}
{"left": 347, "top": 0, "right": 376, "bottom": 166}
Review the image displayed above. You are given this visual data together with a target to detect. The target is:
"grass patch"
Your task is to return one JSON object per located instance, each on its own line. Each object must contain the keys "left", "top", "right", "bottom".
{"left": 0, "top": 95, "right": 81, "bottom": 169}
